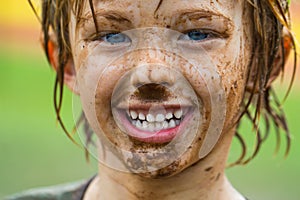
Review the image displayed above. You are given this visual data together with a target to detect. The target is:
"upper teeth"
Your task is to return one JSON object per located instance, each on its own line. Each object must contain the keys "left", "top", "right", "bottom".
{"left": 130, "top": 111, "right": 138, "bottom": 119}
{"left": 138, "top": 113, "right": 145, "bottom": 120}
{"left": 166, "top": 112, "right": 173, "bottom": 120}
{"left": 128, "top": 109, "right": 184, "bottom": 132}
{"left": 146, "top": 114, "right": 155, "bottom": 122}
{"left": 130, "top": 109, "right": 183, "bottom": 122}
{"left": 155, "top": 114, "right": 165, "bottom": 122}
{"left": 174, "top": 110, "right": 183, "bottom": 119}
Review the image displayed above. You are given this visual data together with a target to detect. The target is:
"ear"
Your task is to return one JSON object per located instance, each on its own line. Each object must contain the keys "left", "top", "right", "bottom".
{"left": 266, "top": 27, "right": 292, "bottom": 88}
{"left": 42, "top": 33, "right": 79, "bottom": 95}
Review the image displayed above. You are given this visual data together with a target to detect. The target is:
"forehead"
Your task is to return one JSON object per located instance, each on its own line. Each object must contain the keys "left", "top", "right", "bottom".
{"left": 79, "top": 0, "right": 242, "bottom": 22}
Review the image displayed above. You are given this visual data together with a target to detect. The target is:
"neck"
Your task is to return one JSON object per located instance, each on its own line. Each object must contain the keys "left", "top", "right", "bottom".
{"left": 84, "top": 129, "right": 245, "bottom": 200}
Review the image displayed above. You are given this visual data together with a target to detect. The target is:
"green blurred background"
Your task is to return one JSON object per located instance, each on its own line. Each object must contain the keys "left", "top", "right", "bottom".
{"left": 0, "top": 1, "right": 300, "bottom": 199}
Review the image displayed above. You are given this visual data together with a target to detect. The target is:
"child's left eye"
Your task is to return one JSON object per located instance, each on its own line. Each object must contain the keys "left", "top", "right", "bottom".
{"left": 179, "top": 30, "right": 211, "bottom": 41}
{"left": 102, "top": 33, "right": 131, "bottom": 44}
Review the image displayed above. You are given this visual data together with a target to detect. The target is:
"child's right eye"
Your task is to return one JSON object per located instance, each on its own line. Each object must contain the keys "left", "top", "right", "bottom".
{"left": 100, "top": 33, "right": 131, "bottom": 44}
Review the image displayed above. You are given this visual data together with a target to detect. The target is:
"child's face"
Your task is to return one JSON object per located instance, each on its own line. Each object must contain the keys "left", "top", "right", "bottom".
{"left": 69, "top": 0, "right": 253, "bottom": 176}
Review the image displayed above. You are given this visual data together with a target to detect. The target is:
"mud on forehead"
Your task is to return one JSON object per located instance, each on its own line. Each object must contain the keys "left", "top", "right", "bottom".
{"left": 77, "top": 0, "right": 242, "bottom": 19}
{"left": 72, "top": 0, "right": 244, "bottom": 46}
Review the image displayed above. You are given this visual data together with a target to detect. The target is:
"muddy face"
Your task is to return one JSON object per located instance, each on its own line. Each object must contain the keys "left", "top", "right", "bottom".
{"left": 69, "top": 0, "right": 253, "bottom": 178}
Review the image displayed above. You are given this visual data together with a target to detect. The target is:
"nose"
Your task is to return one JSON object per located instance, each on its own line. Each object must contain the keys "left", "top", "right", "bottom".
{"left": 130, "top": 65, "right": 175, "bottom": 88}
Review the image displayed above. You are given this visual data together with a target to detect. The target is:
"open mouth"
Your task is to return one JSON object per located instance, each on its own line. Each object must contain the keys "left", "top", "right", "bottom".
{"left": 114, "top": 104, "right": 194, "bottom": 144}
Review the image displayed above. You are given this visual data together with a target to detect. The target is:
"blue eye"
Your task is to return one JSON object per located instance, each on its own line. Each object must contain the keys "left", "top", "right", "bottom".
{"left": 188, "top": 31, "right": 209, "bottom": 41}
{"left": 102, "top": 33, "right": 131, "bottom": 44}
{"left": 180, "top": 30, "right": 210, "bottom": 41}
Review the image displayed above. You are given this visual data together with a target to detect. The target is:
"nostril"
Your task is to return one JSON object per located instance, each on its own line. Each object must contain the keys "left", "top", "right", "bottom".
{"left": 134, "top": 83, "right": 171, "bottom": 101}
{"left": 134, "top": 82, "right": 145, "bottom": 88}
{"left": 159, "top": 81, "right": 170, "bottom": 87}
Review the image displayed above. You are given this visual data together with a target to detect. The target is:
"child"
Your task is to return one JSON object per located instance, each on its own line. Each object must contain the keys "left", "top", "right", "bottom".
{"left": 8, "top": 0, "right": 296, "bottom": 199}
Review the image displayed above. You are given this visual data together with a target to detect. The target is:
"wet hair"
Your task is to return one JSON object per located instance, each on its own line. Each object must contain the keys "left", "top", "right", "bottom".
{"left": 29, "top": 0, "right": 297, "bottom": 164}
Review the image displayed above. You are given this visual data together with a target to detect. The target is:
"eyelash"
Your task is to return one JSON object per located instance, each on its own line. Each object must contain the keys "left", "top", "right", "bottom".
{"left": 179, "top": 30, "right": 216, "bottom": 42}
{"left": 97, "top": 32, "right": 131, "bottom": 44}
{"left": 89, "top": 29, "right": 218, "bottom": 44}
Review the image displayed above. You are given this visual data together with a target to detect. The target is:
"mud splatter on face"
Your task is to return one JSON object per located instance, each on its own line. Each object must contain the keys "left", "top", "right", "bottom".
{"left": 70, "top": 0, "right": 253, "bottom": 178}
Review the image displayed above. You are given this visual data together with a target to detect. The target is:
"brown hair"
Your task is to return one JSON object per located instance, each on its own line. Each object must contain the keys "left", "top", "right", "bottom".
{"left": 29, "top": 0, "right": 297, "bottom": 164}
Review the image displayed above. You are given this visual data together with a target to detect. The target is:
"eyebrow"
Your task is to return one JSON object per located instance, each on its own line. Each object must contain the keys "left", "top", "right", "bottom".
{"left": 77, "top": 7, "right": 233, "bottom": 31}
{"left": 78, "top": 10, "right": 131, "bottom": 27}
{"left": 171, "top": 9, "right": 234, "bottom": 31}
{"left": 175, "top": 9, "right": 232, "bottom": 22}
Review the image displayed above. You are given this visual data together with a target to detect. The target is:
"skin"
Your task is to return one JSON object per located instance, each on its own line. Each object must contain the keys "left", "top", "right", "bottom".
{"left": 62, "top": 0, "right": 255, "bottom": 199}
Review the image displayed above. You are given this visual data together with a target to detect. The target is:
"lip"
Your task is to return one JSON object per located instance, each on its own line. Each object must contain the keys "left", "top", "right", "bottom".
{"left": 113, "top": 105, "right": 194, "bottom": 144}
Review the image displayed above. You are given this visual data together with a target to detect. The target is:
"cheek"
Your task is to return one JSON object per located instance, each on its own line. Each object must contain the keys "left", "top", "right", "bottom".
{"left": 211, "top": 47, "right": 250, "bottom": 125}
{"left": 72, "top": 44, "right": 130, "bottom": 143}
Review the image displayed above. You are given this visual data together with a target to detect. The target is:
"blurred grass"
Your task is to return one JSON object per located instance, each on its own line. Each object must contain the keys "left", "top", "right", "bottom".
{"left": 0, "top": 42, "right": 299, "bottom": 199}
{"left": 227, "top": 88, "right": 300, "bottom": 200}
{"left": 0, "top": 45, "right": 97, "bottom": 198}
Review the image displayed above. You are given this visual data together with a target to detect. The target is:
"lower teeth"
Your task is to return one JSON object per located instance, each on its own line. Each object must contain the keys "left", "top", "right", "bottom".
{"left": 131, "top": 118, "right": 181, "bottom": 132}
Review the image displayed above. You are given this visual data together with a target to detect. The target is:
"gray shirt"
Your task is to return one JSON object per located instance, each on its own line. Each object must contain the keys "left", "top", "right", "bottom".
{"left": 5, "top": 177, "right": 94, "bottom": 200}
